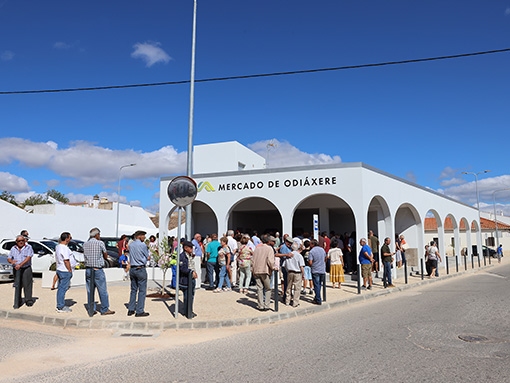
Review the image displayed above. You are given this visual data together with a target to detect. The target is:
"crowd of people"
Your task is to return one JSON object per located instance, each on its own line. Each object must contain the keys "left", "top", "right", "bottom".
{"left": 6, "top": 226, "right": 452, "bottom": 318}
{"left": 185, "top": 229, "right": 409, "bottom": 310}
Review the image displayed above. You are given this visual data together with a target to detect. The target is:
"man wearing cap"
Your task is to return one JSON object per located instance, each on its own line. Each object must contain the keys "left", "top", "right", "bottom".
{"left": 127, "top": 231, "right": 150, "bottom": 317}
{"left": 252, "top": 235, "right": 276, "bottom": 311}
{"left": 284, "top": 239, "right": 305, "bottom": 307}
{"left": 83, "top": 227, "right": 115, "bottom": 315}
{"left": 179, "top": 240, "right": 197, "bottom": 318}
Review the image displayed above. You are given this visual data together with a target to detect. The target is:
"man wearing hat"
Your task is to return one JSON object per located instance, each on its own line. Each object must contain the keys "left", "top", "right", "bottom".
{"left": 252, "top": 235, "right": 276, "bottom": 311}
{"left": 127, "top": 230, "right": 150, "bottom": 317}
{"left": 179, "top": 240, "right": 197, "bottom": 318}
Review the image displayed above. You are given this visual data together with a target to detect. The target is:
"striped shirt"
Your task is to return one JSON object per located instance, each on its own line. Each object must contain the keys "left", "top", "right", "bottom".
{"left": 83, "top": 237, "right": 107, "bottom": 268}
{"left": 8, "top": 244, "right": 33, "bottom": 267}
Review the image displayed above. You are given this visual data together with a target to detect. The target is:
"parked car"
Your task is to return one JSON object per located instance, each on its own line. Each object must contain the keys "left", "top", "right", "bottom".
{"left": 0, "top": 255, "right": 14, "bottom": 282}
{"left": 461, "top": 245, "right": 497, "bottom": 258}
{"left": 97, "top": 237, "right": 121, "bottom": 267}
{"left": 0, "top": 239, "right": 57, "bottom": 273}
{"left": 57, "top": 238, "right": 118, "bottom": 268}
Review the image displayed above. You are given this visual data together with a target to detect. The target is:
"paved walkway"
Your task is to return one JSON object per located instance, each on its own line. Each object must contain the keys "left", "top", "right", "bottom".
{"left": 0, "top": 265, "right": 492, "bottom": 331}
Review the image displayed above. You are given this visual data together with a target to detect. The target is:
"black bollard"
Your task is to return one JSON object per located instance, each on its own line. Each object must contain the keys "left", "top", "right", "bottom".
{"left": 273, "top": 269, "right": 279, "bottom": 312}
{"left": 464, "top": 255, "right": 467, "bottom": 271}
{"left": 446, "top": 256, "right": 449, "bottom": 275}
{"left": 186, "top": 270, "right": 194, "bottom": 319}
{"left": 477, "top": 255, "right": 481, "bottom": 268}
{"left": 404, "top": 261, "right": 408, "bottom": 284}
{"left": 87, "top": 268, "right": 96, "bottom": 317}
{"left": 471, "top": 255, "right": 474, "bottom": 269}
{"left": 13, "top": 268, "right": 21, "bottom": 309}
{"left": 322, "top": 274, "right": 327, "bottom": 302}
{"left": 420, "top": 258, "right": 424, "bottom": 280}
{"left": 489, "top": 254, "right": 491, "bottom": 265}
{"left": 357, "top": 264, "right": 361, "bottom": 294}
{"left": 456, "top": 256, "right": 459, "bottom": 273}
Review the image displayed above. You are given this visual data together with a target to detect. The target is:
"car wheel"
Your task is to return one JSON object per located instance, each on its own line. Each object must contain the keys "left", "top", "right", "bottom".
{"left": 103, "top": 260, "right": 111, "bottom": 268}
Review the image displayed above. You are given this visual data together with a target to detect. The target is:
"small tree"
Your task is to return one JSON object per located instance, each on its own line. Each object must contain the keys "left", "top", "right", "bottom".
{"left": 23, "top": 194, "right": 48, "bottom": 206}
{"left": 150, "top": 237, "right": 177, "bottom": 295}
{"left": 0, "top": 191, "right": 18, "bottom": 206}
{"left": 46, "top": 189, "right": 69, "bottom": 204}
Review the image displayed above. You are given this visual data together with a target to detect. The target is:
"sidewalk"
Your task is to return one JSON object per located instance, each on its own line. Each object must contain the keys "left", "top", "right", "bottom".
{"left": 0, "top": 266, "right": 492, "bottom": 331}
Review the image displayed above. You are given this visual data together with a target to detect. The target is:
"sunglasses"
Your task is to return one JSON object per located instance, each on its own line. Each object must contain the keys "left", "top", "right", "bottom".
{"left": 16, "top": 240, "right": 26, "bottom": 243}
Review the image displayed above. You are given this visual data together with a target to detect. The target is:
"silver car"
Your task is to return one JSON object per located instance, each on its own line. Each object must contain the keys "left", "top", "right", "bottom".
{"left": 0, "top": 255, "right": 13, "bottom": 282}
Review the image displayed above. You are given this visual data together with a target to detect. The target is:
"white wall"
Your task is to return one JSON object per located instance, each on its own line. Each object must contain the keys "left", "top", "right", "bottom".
{"left": 193, "top": 141, "right": 265, "bottom": 174}
{"left": 0, "top": 200, "right": 156, "bottom": 241}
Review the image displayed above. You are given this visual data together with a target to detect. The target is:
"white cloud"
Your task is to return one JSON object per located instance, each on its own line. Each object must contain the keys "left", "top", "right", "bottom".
{"left": 53, "top": 41, "right": 71, "bottom": 49}
{"left": 443, "top": 175, "right": 510, "bottom": 207}
{"left": 248, "top": 139, "right": 341, "bottom": 168}
{"left": 505, "top": 7, "right": 510, "bottom": 15}
{"left": 480, "top": 202, "right": 510, "bottom": 216}
{"left": 0, "top": 138, "right": 57, "bottom": 167}
{"left": 0, "top": 138, "right": 187, "bottom": 187}
{"left": 0, "top": 172, "right": 29, "bottom": 192}
{"left": 1, "top": 50, "right": 14, "bottom": 61}
{"left": 14, "top": 191, "right": 37, "bottom": 204}
{"left": 440, "top": 177, "right": 465, "bottom": 187}
{"left": 131, "top": 42, "right": 171, "bottom": 67}
{"left": 439, "top": 166, "right": 458, "bottom": 179}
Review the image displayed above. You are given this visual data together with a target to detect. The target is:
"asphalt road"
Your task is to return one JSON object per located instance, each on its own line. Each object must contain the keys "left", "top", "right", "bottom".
{"left": 1, "top": 264, "right": 509, "bottom": 383}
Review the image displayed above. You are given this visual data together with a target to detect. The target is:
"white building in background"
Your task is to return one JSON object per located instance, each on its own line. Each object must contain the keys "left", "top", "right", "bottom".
{"left": 0, "top": 198, "right": 156, "bottom": 241}
{"left": 193, "top": 141, "right": 266, "bottom": 174}
{"left": 159, "top": 142, "right": 487, "bottom": 274}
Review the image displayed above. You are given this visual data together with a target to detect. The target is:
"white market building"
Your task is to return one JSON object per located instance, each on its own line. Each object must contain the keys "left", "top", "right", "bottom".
{"left": 159, "top": 142, "right": 484, "bottom": 273}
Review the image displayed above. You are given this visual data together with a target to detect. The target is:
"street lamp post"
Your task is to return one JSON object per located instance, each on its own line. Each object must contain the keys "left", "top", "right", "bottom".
{"left": 492, "top": 188, "right": 510, "bottom": 248}
{"left": 185, "top": 0, "right": 198, "bottom": 241}
{"left": 116, "top": 163, "right": 136, "bottom": 237}
{"left": 462, "top": 170, "right": 490, "bottom": 257}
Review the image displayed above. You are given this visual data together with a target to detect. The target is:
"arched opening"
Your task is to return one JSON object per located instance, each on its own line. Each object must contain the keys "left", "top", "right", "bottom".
{"left": 395, "top": 203, "right": 422, "bottom": 273}
{"left": 443, "top": 214, "right": 458, "bottom": 256}
{"left": 191, "top": 200, "right": 218, "bottom": 237}
{"left": 227, "top": 197, "right": 282, "bottom": 235}
{"left": 367, "top": 195, "right": 392, "bottom": 280}
{"left": 293, "top": 193, "right": 356, "bottom": 272}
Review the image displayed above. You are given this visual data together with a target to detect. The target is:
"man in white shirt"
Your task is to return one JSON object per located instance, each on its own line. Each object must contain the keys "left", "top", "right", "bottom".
{"left": 55, "top": 232, "right": 74, "bottom": 313}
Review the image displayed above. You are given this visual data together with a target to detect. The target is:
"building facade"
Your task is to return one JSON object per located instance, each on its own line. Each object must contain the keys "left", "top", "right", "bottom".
{"left": 159, "top": 160, "right": 482, "bottom": 275}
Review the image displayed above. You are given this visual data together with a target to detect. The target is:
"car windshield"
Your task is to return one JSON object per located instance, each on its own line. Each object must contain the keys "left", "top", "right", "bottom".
{"left": 68, "top": 241, "right": 84, "bottom": 252}
{"left": 41, "top": 241, "right": 57, "bottom": 251}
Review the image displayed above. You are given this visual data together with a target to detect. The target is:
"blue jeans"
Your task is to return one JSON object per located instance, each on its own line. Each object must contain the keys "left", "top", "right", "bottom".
{"left": 217, "top": 265, "right": 231, "bottom": 289}
{"left": 383, "top": 261, "right": 392, "bottom": 286}
{"left": 312, "top": 273, "right": 325, "bottom": 303}
{"left": 128, "top": 267, "right": 147, "bottom": 314}
{"left": 206, "top": 262, "right": 217, "bottom": 288}
{"left": 85, "top": 268, "right": 110, "bottom": 314}
{"left": 56, "top": 270, "right": 72, "bottom": 309}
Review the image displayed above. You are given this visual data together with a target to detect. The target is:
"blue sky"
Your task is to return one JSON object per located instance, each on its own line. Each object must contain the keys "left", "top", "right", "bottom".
{"left": 1, "top": 0, "right": 509, "bottom": 215}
